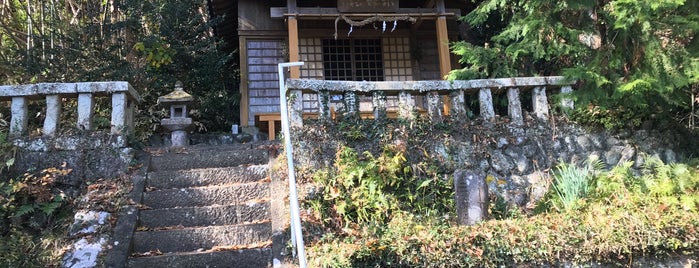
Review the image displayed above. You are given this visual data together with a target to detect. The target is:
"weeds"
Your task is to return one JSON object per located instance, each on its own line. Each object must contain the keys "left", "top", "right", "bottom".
{"left": 0, "top": 131, "right": 74, "bottom": 267}
{"left": 307, "top": 155, "right": 699, "bottom": 267}
{"left": 550, "top": 157, "right": 604, "bottom": 211}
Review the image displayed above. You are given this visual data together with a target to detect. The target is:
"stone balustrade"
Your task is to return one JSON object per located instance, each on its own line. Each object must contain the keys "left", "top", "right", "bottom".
{"left": 0, "top": 82, "right": 141, "bottom": 137}
{"left": 285, "top": 76, "right": 574, "bottom": 126}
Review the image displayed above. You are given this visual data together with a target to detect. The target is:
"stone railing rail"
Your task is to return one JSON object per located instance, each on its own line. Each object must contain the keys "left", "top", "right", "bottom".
{"left": 285, "top": 76, "right": 574, "bottom": 126}
{"left": 0, "top": 82, "right": 141, "bottom": 137}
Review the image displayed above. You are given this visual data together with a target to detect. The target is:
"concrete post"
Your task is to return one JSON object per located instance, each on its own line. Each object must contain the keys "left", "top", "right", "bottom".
{"left": 43, "top": 95, "right": 62, "bottom": 136}
{"left": 479, "top": 88, "right": 495, "bottom": 121}
{"left": 10, "top": 96, "right": 28, "bottom": 137}
{"left": 398, "top": 91, "right": 415, "bottom": 121}
{"left": 560, "top": 85, "right": 574, "bottom": 111}
{"left": 507, "top": 87, "right": 524, "bottom": 126}
{"left": 289, "top": 89, "right": 304, "bottom": 128}
{"left": 454, "top": 169, "right": 489, "bottom": 225}
{"left": 77, "top": 93, "right": 94, "bottom": 131}
{"left": 427, "top": 91, "right": 443, "bottom": 123}
{"left": 450, "top": 89, "right": 466, "bottom": 121}
{"left": 111, "top": 92, "right": 127, "bottom": 134}
{"left": 126, "top": 99, "right": 135, "bottom": 135}
{"left": 372, "top": 91, "right": 387, "bottom": 120}
{"left": 343, "top": 91, "right": 358, "bottom": 118}
{"left": 533, "top": 86, "right": 549, "bottom": 121}
{"left": 317, "top": 91, "right": 330, "bottom": 121}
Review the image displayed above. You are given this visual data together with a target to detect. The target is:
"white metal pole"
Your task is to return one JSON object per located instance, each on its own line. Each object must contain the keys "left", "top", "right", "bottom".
{"left": 278, "top": 62, "right": 307, "bottom": 268}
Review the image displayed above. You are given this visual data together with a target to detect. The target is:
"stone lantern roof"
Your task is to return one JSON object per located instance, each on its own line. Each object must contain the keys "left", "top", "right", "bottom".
{"left": 158, "top": 81, "right": 194, "bottom": 105}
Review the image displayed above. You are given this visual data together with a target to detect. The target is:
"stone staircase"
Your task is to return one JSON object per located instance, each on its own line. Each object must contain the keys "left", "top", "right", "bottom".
{"left": 126, "top": 144, "right": 277, "bottom": 267}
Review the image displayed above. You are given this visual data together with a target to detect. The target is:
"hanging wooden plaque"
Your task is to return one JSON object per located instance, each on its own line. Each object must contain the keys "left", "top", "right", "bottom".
{"left": 337, "top": 0, "right": 399, "bottom": 13}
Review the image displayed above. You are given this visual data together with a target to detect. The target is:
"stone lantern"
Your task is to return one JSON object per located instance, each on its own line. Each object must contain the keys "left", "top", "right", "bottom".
{"left": 158, "top": 81, "right": 194, "bottom": 147}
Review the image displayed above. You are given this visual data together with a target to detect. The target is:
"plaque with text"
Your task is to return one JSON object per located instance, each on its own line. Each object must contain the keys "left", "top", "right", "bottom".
{"left": 337, "top": 0, "right": 399, "bottom": 13}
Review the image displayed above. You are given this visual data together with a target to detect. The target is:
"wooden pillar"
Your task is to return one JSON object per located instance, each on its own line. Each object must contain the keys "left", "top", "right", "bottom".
{"left": 287, "top": 0, "right": 301, "bottom": 128}
{"left": 239, "top": 36, "right": 250, "bottom": 127}
{"left": 287, "top": 0, "right": 300, "bottom": 78}
{"left": 436, "top": 24, "right": 451, "bottom": 75}
{"left": 435, "top": 0, "right": 452, "bottom": 115}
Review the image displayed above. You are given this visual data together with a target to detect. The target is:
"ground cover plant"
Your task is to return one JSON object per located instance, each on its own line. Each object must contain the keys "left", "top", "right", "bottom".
{"left": 304, "top": 143, "right": 699, "bottom": 267}
{"left": 0, "top": 130, "right": 74, "bottom": 267}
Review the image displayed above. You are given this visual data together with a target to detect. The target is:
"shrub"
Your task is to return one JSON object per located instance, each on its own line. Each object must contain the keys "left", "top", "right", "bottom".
{"left": 308, "top": 145, "right": 453, "bottom": 229}
{"left": 307, "top": 157, "right": 699, "bottom": 267}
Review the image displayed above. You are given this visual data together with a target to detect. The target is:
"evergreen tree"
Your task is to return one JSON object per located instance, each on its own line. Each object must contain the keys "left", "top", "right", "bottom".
{"left": 453, "top": 0, "right": 699, "bottom": 129}
{"left": 0, "top": 0, "right": 238, "bottom": 138}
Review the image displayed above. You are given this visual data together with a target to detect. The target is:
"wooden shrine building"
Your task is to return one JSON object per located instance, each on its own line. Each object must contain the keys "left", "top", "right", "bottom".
{"left": 236, "top": 0, "right": 472, "bottom": 133}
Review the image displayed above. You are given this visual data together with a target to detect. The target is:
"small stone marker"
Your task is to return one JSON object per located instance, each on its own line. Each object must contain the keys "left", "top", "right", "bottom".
{"left": 454, "top": 169, "right": 489, "bottom": 225}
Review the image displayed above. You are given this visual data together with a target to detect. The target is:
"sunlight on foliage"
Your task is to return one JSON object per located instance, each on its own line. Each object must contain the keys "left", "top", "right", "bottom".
{"left": 308, "top": 155, "right": 699, "bottom": 267}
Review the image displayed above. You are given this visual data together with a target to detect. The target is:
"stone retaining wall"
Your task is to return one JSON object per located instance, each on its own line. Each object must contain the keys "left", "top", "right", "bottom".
{"left": 9, "top": 133, "right": 134, "bottom": 196}
{"left": 294, "top": 115, "right": 696, "bottom": 209}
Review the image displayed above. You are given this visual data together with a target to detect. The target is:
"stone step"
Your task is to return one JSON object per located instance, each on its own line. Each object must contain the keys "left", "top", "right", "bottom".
{"left": 142, "top": 182, "right": 270, "bottom": 210}
{"left": 149, "top": 145, "right": 269, "bottom": 171}
{"left": 138, "top": 202, "right": 270, "bottom": 229}
{"left": 132, "top": 222, "right": 272, "bottom": 254}
{"left": 147, "top": 165, "right": 268, "bottom": 190}
{"left": 127, "top": 248, "right": 271, "bottom": 268}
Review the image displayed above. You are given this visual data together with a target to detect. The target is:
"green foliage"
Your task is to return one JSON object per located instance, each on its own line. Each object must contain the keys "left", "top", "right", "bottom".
{"left": 0, "top": 166, "right": 73, "bottom": 267}
{"left": 454, "top": 0, "right": 699, "bottom": 130}
{"left": 309, "top": 158, "right": 699, "bottom": 267}
{"left": 133, "top": 39, "right": 176, "bottom": 70}
{"left": 1, "top": 167, "right": 71, "bottom": 234}
{"left": 0, "top": 227, "right": 66, "bottom": 267}
{"left": 550, "top": 157, "right": 604, "bottom": 211}
{"left": 593, "top": 156, "right": 699, "bottom": 211}
{"left": 0, "top": 129, "right": 15, "bottom": 175}
{"left": 309, "top": 145, "right": 453, "bottom": 228}
{"left": 0, "top": 0, "right": 239, "bottom": 139}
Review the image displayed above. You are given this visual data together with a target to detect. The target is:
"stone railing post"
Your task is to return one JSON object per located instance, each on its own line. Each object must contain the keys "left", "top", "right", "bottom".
{"left": 507, "top": 87, "right": 523, "bottom": 126}
{"left": 77, "top": 93, "right": 94, "bottom": 131}
{"left": 450, "top": 89, "right": 466, "bottom": 121}
{"left": 533, "top": 86, "right": 549, "bottom": 121}
{"left": 372, "top": 91, "right": 387, "bottom": 120}
{"left": 398, "top": 91, "right": 415, "bottom": 121}
{"left": 317, "top": 91, "right": 330, "bottom": 121}
{"left": 111, "top": 92, "right": 127, "bottom": 135}
{"left": 343, "top": 91, "right": 359, "bottom": 118}
{"left": 479, "top": 88, "right": 495, "bottom": 121}
{"left": 289, "top": 89, "right": 304, "bottom": 128}
{"left": 10, "top": 97, "right": 28, "bottom": 137}
{"left": 427, "top": 91, "right": 443, "bottom": 123}
{"left": 560, "top": 85, "right": 574, "bottom": 111}
{"left": 43, "top": 95, "right": 62, "bottom": 136}
{"left": 126, "top": 98, "right": 136, "bottom": 135}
